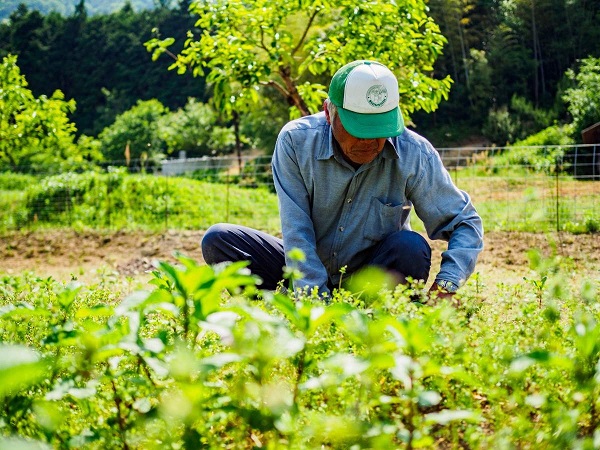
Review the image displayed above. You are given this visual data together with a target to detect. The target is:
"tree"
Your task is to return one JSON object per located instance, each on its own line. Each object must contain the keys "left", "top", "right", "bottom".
{"left": 146, "top": 0, "right": 452, "bottom": 124}
{"left": 563, "top": 57, "right": 600, "bottom": 141}
{"left": 0, "top": 54, "right": 101, "bottom": 172}
{"left": 158, "top": 99, "right": 240, "bottom": 158}
{"left": 0, "top": 4, "right": 202, "bottom": 137}
{"left": 99, "top": 99, "right": 169, "bottom": 163}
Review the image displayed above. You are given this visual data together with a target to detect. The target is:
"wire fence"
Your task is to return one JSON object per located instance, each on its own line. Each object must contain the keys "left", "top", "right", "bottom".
{"left": 1, "top": 144, "right": 599, "bottom": 234}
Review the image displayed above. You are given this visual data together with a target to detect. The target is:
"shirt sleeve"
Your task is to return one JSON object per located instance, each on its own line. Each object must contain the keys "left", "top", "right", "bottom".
{"left": 271, "top": 130, "right": 331, "bottom": 295}
{"left": 407, "top": 143, "right": 484, "bottom": 287}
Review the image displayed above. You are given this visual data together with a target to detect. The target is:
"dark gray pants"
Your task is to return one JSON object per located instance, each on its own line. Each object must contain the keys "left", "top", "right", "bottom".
{"left": 201, "top": 223, "right": 431, "bottom": 290}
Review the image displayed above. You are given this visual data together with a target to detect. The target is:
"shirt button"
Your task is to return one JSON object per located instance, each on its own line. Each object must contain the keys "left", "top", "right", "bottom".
{"left": 333, "top": 252, "right": 337, "bottom": 257}
{"left": 347, "top": 198, "right": 352, "bottom": 203}
{"left": 339, "top": 226, "right": 345, "bottom": 232}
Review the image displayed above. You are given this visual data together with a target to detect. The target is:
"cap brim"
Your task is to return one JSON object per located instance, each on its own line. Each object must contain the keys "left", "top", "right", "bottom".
{"left": 337, "top": 107, "right": 404, "bottom": 139}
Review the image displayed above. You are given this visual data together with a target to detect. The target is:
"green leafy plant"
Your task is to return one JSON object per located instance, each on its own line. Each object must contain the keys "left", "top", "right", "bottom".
{"left": 1, "top": 248, "right": 600, "bottom": 448}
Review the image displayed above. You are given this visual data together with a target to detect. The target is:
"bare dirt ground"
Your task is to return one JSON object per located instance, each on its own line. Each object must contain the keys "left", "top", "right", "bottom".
{"left": 0, "top": 230, "right": 598, "bottom": 288}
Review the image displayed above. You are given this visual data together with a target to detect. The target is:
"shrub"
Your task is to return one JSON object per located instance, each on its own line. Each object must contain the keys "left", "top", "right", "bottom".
{"left": 483, "top": 95, "right": 558, "bottom": 146}
{"left": 495, "top": 124, "right": 575, "bottom": 173}
{"left": 99, "top": 99, "right": 169, "bottom": 163}
{"left": 20, "top": 170, "right": 280, "bottom": 231}
{"left": 0, "top": 173, "right": 38, "bottom": 191}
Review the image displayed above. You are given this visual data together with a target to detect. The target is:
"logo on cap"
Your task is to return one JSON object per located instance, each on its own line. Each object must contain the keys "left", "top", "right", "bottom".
{"left": 366, "top": 85, "right": 388, "bottom": 108}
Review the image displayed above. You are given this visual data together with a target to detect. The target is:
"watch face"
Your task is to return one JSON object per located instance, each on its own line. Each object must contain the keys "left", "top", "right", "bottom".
{"left": 439, "top": 280, "right": 458, "bottom": 292}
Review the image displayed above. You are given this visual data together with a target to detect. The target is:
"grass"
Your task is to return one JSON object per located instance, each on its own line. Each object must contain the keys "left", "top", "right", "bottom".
{"left": 1, "top": 169, "right": 598, "bottom": 234}
{"left": 0, "top": 171, "right": 281, "bottom": 234}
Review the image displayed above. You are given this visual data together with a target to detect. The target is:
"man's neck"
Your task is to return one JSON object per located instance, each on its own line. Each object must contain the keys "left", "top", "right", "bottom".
{"left": 333, "top": 139, "right": 362, "bottom": 169}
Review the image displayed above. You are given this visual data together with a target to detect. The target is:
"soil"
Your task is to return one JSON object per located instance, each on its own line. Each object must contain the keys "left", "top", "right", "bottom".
{"left": 0, "top": 229, "right": 598, "bottom": 288}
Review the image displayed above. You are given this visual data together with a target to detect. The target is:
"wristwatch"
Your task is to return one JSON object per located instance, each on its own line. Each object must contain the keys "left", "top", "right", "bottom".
{"left": 436, "top": 279, "right": 459, "bottom": 293}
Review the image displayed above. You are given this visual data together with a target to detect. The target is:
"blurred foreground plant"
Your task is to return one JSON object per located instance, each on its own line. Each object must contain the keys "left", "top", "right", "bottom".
{"left": 1, "top": 252, "right": 598, "bottom": 448}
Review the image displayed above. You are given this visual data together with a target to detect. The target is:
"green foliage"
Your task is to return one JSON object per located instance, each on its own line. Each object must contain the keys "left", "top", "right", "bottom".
{"left": 0, "top": 54, "right": 102, "bottom": 173}
{"left": 513, "top": 124, "right": 575, "bottom": 147}
{"left": 0, "top": 172, "right": 38, "bottom": 191}
{"left": 0, "top": 0, "right": 168, "bottom": 21}
{"left": 146, "top": 0, "right": 452, "bottom": 122}
{"left": 157, "top": 99, "right": 240, "bottom": 157}
{"left": 483, "top": 95, "right": 558, "bottom": 145}
{"left": 415, "top": 0, "right": 600, "bottom": 141}
{"left": 0, "top": 3, "right": 201, "bottom": 137}
{"left": 464, "top": 49, "right": 493, "bottom": 119}
{"left": 486, "top": 124, "right": 576, "bottom": 174}
{"left": 483, "top": 106, "right": 519, "bottom": 146}
{"left": 99, "top": 99, "right": 169, "bottom": 163}
{"left": 562, "top": 215, "right": 600, "bottom": 234}
{"left": 563, "top": 57, "right": 600, "bottom": 140}
{"left": 3, "top": 0, "right": 600, "bottom": 148}
{"left": 2, "top": 167, "right": 598, "bottom": 234}
{"left": 14, "top": 170, "right": 280, "bottom": 232}
{"left": 1, "top": 250, "right": 599, "bottom": 447}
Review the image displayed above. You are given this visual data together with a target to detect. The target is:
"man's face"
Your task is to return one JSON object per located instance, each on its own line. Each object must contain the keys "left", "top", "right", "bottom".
{"left": 325, "top": 105, "right": 387, "bottom": 166}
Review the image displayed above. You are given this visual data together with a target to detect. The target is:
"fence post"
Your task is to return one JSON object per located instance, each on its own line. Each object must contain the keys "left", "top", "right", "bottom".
{"left": 164, "top": 175, "right": 169, "bottom": 231}
{"left": 555, "top": 158, "right": 560, "bottom": 232}
{"left": 106, "top": 175, "right": 111, "bottom": 230}
{"left": 226, "top": 171, "right": 230, "bottom": 223}
{"left": 67, "top": 181, "right": 72, "bottom": 227}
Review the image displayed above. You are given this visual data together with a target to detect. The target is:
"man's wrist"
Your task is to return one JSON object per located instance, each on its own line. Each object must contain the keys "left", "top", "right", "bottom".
{"left": 435, "top": 279, "right": 459, "bottom": 293}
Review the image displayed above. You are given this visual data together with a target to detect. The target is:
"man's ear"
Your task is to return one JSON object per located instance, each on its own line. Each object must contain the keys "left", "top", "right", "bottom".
{"left": 323, "top": 99, "right": 331, "bottom": 124}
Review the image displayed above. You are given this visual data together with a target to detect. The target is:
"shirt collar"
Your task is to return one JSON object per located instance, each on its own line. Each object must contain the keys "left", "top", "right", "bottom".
{"left": 317, "top": 125, "right": 399, "bottom": 161}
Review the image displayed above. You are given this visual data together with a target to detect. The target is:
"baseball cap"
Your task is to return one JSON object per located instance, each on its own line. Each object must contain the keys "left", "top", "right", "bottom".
{"left": 328, "top": 60, "right": 404, "bottom": 139}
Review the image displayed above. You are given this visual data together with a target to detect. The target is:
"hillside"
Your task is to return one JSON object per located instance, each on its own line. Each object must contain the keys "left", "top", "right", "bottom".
{"left": 0, "top": 0, "right": 171, "bottom": 21}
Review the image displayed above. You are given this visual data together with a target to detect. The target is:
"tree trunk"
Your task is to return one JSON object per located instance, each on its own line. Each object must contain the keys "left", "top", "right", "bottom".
{"left": 279, "top": 65, "right": 311, "bottom": 116}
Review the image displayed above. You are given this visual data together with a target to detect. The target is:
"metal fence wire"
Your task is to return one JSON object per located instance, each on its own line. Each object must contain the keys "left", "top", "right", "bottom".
{"left": 1, "top": 144, "right": 598, "bottom": 234}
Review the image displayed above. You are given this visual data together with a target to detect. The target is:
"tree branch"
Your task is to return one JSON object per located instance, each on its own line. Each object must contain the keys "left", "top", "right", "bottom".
{"left": 260, "top": 79, "right": 290, "bottom": 99}
{"left": 292, "top": 8, "right": 320, "bottom": 56}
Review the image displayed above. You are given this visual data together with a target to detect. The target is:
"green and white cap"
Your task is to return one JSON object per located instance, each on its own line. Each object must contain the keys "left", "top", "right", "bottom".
{"left": 328, "top": 60, "right": 404, "bottom": 139}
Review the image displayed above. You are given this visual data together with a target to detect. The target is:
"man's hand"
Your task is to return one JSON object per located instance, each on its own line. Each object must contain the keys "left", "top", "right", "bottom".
{"left": 428, "top": 282, "right": 456, "bottom": 302}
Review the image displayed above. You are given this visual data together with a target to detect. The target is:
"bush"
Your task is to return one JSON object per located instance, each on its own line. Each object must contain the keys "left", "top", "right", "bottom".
{"left": 20, "top": 170, "right": 280, "bottom": 231}
{"left": 563, "top": 57, "right": 600, "bottom": 140}
{"left": 0, "top": 172, "right": 38, "bottom": 190}
{"left": 496, "top": 124, "right": 575, "bottom": 173}
{"left": 99, "top": 99, "right": 169, "bottom": 163}
{"left": 483, "top": 95, "right": 558, "bottom": 145}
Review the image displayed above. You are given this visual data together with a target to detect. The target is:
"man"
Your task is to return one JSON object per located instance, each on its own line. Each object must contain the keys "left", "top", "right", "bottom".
{"left": 202, "top": 60, "right": 484, "bottom": 300}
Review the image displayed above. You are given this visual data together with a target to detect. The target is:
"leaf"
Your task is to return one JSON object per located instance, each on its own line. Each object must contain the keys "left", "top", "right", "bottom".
{"left": 0, "top": 437, "right": 52, "bottom": 450}
{"left": 114, "top": 290, "right": 153, "bottom": 316}
{"left": 198, "top": 353, "right": 243, "bottom": 372}
{"left": 56, "top": 281, "right": 83, "bottom": 309}
{"left": 75, "top": 304, "right": 114, "bottom": 319}
{"left": 0, "top": 345, "right": 49, "bottom": 399}
{"left": 0, "top": 307, "right": 52, "bottom": 319}
{"left": 418, "top": 391, "right": 442, "bottom": 407}
{"left": 201, "top": 311, "right": 240, "bottom": 344}
{"left": 142, "top": 355, "right": 169, "bottom": 378}
{"left": 142, "top": 338, "right": 165, "bottom": 354}
{"left": 425, "top": 409, "right": 482, "bottom": 425}
{"left": 301, "top": 353, "right": 370, "bottom": 389}
{"left": 271, "top": 293, "right": 302, "bottom": 328}
{"left": 509, "top": 350, "right": 553, "bottom": 373}
{"left": 307, "top": 302, "right": 354, "bottom": 336}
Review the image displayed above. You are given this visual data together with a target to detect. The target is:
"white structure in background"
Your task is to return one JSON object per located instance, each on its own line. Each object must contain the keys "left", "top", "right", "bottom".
{"left": 160, "top": 151, "right": 235, "bottom": 176}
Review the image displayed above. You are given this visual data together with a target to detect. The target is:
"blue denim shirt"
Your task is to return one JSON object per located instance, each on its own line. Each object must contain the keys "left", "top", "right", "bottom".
{"left": 272, "top": 111, "right": 484, "bottom": 294}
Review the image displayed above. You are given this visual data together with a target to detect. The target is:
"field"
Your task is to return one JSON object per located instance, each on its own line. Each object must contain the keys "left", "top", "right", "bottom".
{"left": 1, "top": 169, "right": 600, "bottom": 449}
{"left": 0, "top": 228, "right": 598, "bottom": 288}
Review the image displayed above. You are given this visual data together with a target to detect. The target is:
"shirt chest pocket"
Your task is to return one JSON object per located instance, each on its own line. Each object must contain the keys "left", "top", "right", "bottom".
{"left": 363, "top": 197, "right": 411, "bottom": 242}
